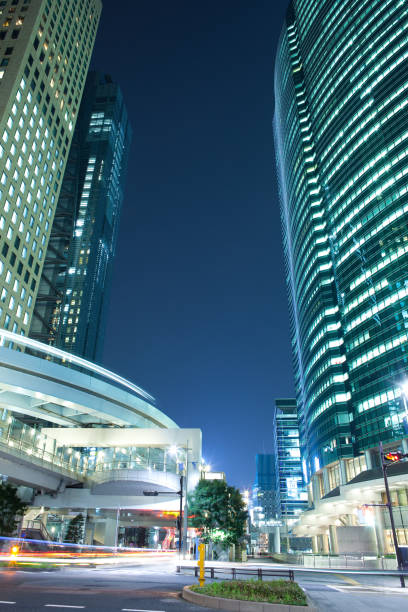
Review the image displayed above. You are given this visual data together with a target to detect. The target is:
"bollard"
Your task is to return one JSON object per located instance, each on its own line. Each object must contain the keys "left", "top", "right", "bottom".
{"left": 198, "top": 543, "right": 205, "bottom": 587}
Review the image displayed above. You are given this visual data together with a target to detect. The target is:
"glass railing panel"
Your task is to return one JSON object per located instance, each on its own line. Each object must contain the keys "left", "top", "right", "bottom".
{"left": 88, "top": 445, "right": 186, "bottom": 477}
{"left": 0, "top": 410, "right": 83, "bottom": 477}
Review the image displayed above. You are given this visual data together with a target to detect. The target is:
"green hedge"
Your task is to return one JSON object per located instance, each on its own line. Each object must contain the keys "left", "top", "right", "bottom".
{"left": 190, "top": 579, "right": 308, "bottom": 606}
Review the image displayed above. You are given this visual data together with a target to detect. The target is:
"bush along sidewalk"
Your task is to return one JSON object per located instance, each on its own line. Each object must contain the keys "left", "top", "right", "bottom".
{"left": 190, "top": 579, "right": 308, "bottom": 606}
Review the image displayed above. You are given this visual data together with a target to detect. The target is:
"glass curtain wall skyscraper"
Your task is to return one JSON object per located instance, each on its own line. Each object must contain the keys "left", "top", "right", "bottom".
{"left": 30, "top": 72, "right": 132, "bottom": 361}
{"left": 273, "top": 399, "right": 308, "bottom": 521}
{"left": 274, "top": 0, "right": 408, "bottom": 483}
{"left": 0, "top": 0, "right": 101, "bottom": 342}
{"left": 251, "top": 454, "right": 280, "bottom": 553}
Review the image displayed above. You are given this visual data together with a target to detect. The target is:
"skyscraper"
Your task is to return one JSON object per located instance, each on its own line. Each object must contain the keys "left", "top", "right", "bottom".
{"left": 275, "top": 1, "right": 408, "bottom": 552}
{"left": 0, "top": 0, "right": 102, "bottom": 341}
{"left": 253, "top": 453, "right": 277, "bottom": 524}
{"left": 30, "top": 72, "right": 132, "bottom": 361}
{"left": 250, "top": 454, "right": 280, "bottom": 553}
{"left": 273, "top": 399, "right": 308, "bottom": 521}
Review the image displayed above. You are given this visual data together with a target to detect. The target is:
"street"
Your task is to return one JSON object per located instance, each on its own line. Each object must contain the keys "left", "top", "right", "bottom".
{"left": 0, "top": 557, "right": 407, "bottom": 611}
{"left": 0, "top": 557, "right": 203, "bottom": 612}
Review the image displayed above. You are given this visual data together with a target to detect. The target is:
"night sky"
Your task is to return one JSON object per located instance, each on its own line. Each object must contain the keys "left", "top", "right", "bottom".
{"left": 92, "top": 0, "right": 291, "bottom": 489}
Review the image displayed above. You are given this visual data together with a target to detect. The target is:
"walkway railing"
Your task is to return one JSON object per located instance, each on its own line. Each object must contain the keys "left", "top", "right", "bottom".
{"left": 0, "top": 410, "right": 85, "bottom": 478}
{"left": 0, "top": 410, "right": 186, "bottom": 485}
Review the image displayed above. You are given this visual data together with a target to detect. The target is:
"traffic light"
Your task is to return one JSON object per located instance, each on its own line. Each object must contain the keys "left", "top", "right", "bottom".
{"left": 385, "top": 451, "right": 404, "bottom": 462}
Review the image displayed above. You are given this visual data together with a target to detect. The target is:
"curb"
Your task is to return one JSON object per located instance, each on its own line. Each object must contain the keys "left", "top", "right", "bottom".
{"left": 182, "top": 586, "right": 318, "bottom": 611}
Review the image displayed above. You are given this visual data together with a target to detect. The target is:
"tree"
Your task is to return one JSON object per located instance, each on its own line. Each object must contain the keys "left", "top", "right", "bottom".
{"left": 0, "top": 482, "right": 27, "bottom": 537}
{"left": 188, "top": 479, "right": 247, "bottom": 547}
{"left": 65, "top": 513, "right": 85, "bottom": 544}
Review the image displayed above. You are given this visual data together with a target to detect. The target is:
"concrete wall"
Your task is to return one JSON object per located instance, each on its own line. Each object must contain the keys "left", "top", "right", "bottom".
{"left": 337, "top": 526, "right": 377, "bottom": 555}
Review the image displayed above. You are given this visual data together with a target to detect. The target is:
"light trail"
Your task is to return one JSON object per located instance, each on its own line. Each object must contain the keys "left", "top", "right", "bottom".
{"left": 0, "top": 535, "right": 176, "bottom": 565}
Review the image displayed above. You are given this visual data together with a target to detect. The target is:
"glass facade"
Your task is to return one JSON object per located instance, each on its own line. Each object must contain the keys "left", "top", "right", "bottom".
{"left": 273, "top": 399, "right": 308, "bottom": 519}
{"left": 252, "top": 453, "right": 279, "bottom": 527}
{"left": 30, "top": 72, "right": 132, "bottom": 361}
{"left": 274, "top": 0, "right": 408, "bottom": 479}
{"left": 0, "top": 0, "right": 101, "bottom": 341}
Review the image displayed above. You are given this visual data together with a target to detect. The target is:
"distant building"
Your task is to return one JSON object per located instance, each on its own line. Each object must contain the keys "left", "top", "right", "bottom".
{"left": 251, "top": 454, "right": 280, "bottom": 553}
{"left": 201, "top": 471, "right": 226, "bottom": 481}
{"left": 273, "top": 399, "right": 308, "bottom": 522}
{"left": 30, "top": 72, "right": 132, "bottom": 361}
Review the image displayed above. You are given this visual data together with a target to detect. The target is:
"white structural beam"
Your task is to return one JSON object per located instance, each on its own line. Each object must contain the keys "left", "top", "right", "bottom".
{"left": 41, "top": 427, "right": 202, "bottom": 462}
{"left": 0, "top": 347, "right": 178, "bottom": 428}
{"left": 0, "top": 455, "right": 74, "bottom": 491}
{"left": 34, "top": 488, "right": 181, "bottom": 511}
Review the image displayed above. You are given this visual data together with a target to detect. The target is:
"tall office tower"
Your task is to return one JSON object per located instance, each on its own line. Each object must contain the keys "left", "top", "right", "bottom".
{"left": 251, "top": 454, "right": 280, "bottom": 552}
{"left": 0, "top": 0, "right": 102, "bottom": 341}
{"left": 275, "top": 0, "right": 408, "bottom": 553}
{"left": 273, "top": 399, "right": 308, "bottom": 521}
{"left": 30, "top": 72, "right": 132, "bottom": 361}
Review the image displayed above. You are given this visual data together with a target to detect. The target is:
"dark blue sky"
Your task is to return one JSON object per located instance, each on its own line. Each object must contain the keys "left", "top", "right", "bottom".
{"left": 93, "top": 0, "right": 292, "bottom": 489}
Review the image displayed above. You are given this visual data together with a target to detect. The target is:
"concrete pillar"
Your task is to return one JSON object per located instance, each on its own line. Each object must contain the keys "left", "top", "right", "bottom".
{"left": 307, "top": 483, "right": 313, "bottom": 506}
{"left": 85, "top": 521, "right": 95, "bottom": 546}
{"left": 312, "top": 475, "right": 321, "bottom": 502}
{"left": 322, "top": 468, "right": 330, "bottom": 495}
{"left": 339, "top": 459, "right": 348, "bottom": 485}
{"left": 312, "top": 536, "right": 318, "bottom": 554}
{"left": 322, "top": 533, "right": 330, "bottom": 554}
{"left": 402, "top": 438, "right": 408, "bottom": 454}
{"left": 269, "top": 526, "right": 280, "bottom": 553}
{"left": 373, "top": 506, "right": 386, "bottom": 555}
{"left": 329, "top": 525, "right": 338, "bottom": 554}
{"left": 365, "top": 449, "right": 374, "bottom": 470}
{"left": 103, "top": 518, "right": 118, "bottom": 547}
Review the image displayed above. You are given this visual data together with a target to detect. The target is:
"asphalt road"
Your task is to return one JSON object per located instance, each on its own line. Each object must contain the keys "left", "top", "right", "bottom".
{"left": 0, "top": 558, "right": 203, "bottom": 612}
{"left": 0, "top": 557, "right": 407, "bottom": 611}
{"left": 297, "top": 568, "right": 408, "bottom": 611}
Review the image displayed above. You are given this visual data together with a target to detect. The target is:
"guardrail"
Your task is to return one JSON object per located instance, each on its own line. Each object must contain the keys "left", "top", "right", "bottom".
{"left": 177, "top": 563, "right": 408, "bottom": 588}
{"left": 177, "top": 565, "right": 294, "bottom": 581}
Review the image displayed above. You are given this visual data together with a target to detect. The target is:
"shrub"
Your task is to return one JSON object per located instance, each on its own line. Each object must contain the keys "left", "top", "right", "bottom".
{"left": 191, "top": 579, "right": 307, "bottom": 606}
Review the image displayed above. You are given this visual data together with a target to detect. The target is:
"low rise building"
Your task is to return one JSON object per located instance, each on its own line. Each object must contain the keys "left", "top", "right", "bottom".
{"left": 0, "top": 329, "right": 201, "bottom": 547}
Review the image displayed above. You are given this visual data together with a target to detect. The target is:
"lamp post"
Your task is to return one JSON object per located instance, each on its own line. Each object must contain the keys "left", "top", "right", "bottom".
{"left": 379, "top": 441, "right": 405, "bottom": 588}
{"left": 182, "top": 441, "right": 193, "bottom": 558}
{"left": 143, "top": 475, "right": 183, "bottom": 556}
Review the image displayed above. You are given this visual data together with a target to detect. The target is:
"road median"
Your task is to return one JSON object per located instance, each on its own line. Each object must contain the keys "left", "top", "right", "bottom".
{"left": 182, "top": 584, "right": 317, "bottom": 611}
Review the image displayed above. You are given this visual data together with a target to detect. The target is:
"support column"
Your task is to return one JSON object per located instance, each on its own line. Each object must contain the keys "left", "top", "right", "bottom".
{"left": 322, "top": 533, "right": 330, "bottom": 554}
{"left": 329, "top": 525, "right": 338, "bottom": 554}
{"left": 312, "top": 475, "right": 321, "bottom": 503}
{"left": 270, "top": 526, "right": 280, "bottom": 553}
{"left": 339, "top": 459, "right": 348, "bottom": 485}
{"left": 373, "top": 506, "right": 386, "bottom": 555}
{"left": 103, "top": 518, "right": 118, "bottom": 547}
{"left": 312, "top": 536, "right": 318, "bottom": 554}
{"left": 85, "top": 520, "right": 95, "bottom": 546}
{"left": 365, "top": 449, "right": 374, "bottom": 470}
{"left": 402, "top": 438, "right": 408, "bottom": 454}
{"left": 322, "top": 468, "right": 330, "bottom": 495}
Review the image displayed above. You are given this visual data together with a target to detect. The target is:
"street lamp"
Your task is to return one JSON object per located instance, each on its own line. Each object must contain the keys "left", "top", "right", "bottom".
{"left": 379, "top": 441, "right": 408, "bottom": 588}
